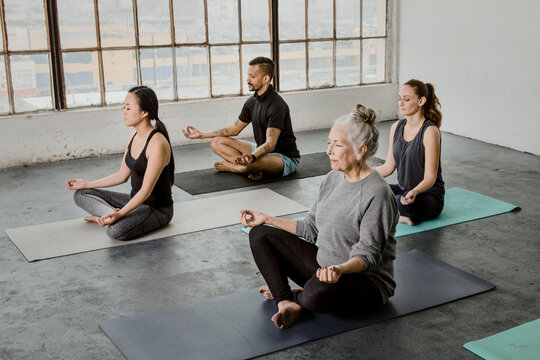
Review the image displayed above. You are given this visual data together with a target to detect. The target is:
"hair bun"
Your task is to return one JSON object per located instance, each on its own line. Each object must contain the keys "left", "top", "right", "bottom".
{"left": 356, "top": 104, "right": 377, "bottom": 125}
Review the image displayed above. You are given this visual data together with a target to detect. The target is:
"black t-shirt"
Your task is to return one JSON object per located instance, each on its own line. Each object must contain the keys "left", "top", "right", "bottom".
{"left": 238, "top": 85, "right": 300, "bottom": 159}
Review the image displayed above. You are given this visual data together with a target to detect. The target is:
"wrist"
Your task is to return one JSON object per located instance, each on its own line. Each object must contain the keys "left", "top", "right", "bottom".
{"left": 250, "top": 153, "right": 257, "bottom": 163}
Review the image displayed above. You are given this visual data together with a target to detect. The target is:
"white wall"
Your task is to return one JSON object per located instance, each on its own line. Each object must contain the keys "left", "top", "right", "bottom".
{"left": 0, "top": 84, "right": 398, "bottom": 168}
{"left": 398, "top": 0, "right": 540, "bottom": 155}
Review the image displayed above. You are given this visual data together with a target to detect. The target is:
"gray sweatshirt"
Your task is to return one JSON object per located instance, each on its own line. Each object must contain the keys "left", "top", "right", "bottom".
{"left": 296, "top": 170, "right": 399, "bottom": 302}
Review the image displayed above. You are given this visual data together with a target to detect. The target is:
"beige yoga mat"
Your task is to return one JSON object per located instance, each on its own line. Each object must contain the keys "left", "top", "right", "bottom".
{"left": 5, "top": 188, "right": 308, "bottom": 262}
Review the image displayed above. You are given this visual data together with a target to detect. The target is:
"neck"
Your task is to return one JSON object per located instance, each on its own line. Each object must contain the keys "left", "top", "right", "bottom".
{"left": 343, "top": 162, "right": 373, "bottom": 182}
{"left": 406, "top": 110, "right": 425, "bottom": 126}
{"left": 257, "top": 83, "right": 270, "bottom": 96}
{"left": 134, "top": 120, "right": 154, "bottom": 137}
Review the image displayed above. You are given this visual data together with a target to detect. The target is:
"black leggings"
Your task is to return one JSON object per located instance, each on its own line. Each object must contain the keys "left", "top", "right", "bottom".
{"left": 390, "top": 184, "right": 443, "bottom": 223}
{"left": 249, "top": 225, "right": 383, "bottom": 314}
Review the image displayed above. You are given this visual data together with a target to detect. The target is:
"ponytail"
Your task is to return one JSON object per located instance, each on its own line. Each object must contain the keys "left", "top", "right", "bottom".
{"left": 154, "top": 117, "right": 175, "bottom": 185}
{"left": 404, "top": 79, "right": 442, "bottom": 128}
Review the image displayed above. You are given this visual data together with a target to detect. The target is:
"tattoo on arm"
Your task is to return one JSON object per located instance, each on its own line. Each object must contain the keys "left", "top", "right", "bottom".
{"left": 212, "top": 127, "right": 229, "bottom": 136}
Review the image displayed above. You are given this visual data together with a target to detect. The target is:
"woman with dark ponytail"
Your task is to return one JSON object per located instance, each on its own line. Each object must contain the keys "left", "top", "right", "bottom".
{"left": 65, "top": 86, "right": 175, "bottom": 240}
{"left": 377, "top": 79, "right": 445, "bottom": 225}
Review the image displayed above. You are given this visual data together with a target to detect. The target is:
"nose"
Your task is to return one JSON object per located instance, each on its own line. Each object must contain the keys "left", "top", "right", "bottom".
{"left": 326, "top": 143, "right": 333, "bottom": 155}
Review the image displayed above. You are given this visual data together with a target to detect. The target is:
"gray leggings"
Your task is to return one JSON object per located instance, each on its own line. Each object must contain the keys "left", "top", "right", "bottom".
{"left": 73, "top": 189, "right": 174, "bottom": 241}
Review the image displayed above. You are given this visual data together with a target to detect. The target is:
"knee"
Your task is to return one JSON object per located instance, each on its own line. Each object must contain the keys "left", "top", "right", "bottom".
{"left": 210, "top": 137, "right": 225, "bottom": 152}
{"left": 73, "top": 189, "right": 89, "bottom": 206}
{"left": 248, "top": 225, "right": 268, "bottom": 251}
{"left": 106, "top": 225, "right": 131, "bottom": 241}
{"left": 299, "top": 284, "right": 332, "bottom": 314}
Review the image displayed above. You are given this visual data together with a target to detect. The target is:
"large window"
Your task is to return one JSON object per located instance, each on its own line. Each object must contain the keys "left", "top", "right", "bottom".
{"left": 0, "top": 0, "right": 388, "bottom": 115}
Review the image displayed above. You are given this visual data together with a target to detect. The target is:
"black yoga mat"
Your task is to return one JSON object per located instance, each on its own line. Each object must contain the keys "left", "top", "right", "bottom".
{"left": 174, "top": 152, "right": 384, "bottom": 195}
{"left": 100, "top": 250, "right": 495, "bottom": 360}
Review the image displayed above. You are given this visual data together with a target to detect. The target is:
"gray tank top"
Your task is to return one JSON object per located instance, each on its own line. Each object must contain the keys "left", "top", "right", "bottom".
{"left": 393, "top": 119, "right": 445, "bottom": 201}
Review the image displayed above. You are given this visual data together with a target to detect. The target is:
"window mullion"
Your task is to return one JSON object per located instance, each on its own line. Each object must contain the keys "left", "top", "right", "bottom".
{"left": 270, "top": 0, "right": 279, "bottom": 90}
{"left": 45, "top": 0, "right": 66, "bottom": 110}
{"left": 94, "top": 0, "right": 106, "bottom": 106}
{"left": 132, "top": 0, "right": 141, "bottom": 85}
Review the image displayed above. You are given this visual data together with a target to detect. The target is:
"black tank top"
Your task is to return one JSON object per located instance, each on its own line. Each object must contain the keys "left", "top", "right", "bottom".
{"left": 125, "top": 129, "right": 173, "bottom": 207}
{"left": 393, "top": 119, "right": 445, "bottom": 201}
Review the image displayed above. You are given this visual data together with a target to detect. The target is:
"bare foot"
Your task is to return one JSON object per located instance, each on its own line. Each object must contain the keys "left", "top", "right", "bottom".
{"left": 248, "top": 171, "right": 263, "bottom": 181}
{"left": 259, "top": 285, "right": 274, "bottom": 300}
{"left": 214, "top": 161, "right": 247, "bottom": 173}
{"left": 399, "top": 216, "right": 415, "bottom": 226}
{"left": 271, "top": 300, "right": 302, "bottom": 329}
{"left": 83, "top": 215, "right": 100, "bottom": 223}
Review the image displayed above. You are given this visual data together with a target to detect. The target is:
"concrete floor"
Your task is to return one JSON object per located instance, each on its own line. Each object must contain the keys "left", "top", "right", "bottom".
{"left": 1, "top": 122, "right": 539, "bottom": 359}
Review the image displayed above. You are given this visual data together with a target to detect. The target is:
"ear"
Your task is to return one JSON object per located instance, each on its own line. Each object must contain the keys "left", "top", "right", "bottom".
{"left": 418, "top": 96, "right": 427, "bottom": 106}
{"left": 356, "top": 144, "right": 367, "bottom": 161}
{"left": 263, "top": 74, "right": 271, "bottom": 85}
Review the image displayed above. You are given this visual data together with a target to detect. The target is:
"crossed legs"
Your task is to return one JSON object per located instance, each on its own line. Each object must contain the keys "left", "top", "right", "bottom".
{"left": 210, "top": 137, "right": 284, "bottom": 180}
{"left": 249, "top": 225, "right": 383, "bottom": 328}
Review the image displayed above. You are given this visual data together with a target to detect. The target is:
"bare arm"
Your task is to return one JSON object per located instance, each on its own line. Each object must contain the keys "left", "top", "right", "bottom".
{"left": 117, "top": 134, "right": 170, "bottom": 217}
{"left": 66, "top": 139, "right": 132, "bottom": 190}
{"left": 401, "top": 126, "right": 440, "bottom": 204}
{"left": 236, "top": 127, "right": 281, "bottom": 165}
{"left": 375, "top": 121, "right": 398, "bottom": 177}
{"left": 183, "top": 119, "right": 249, "bottom": 139}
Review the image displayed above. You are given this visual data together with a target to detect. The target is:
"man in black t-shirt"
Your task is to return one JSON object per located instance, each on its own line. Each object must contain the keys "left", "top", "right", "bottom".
{"left": 182, "top": 57, "right": 300, "bottom": 180}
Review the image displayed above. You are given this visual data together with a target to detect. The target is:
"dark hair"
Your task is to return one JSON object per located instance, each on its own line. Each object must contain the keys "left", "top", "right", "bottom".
{"left": 128, "top": 85, "right": 175, "bottom": 185}
{"left": 404, "top": 79, "right": 442, "bottom": 127}
{"left": 334, "top": 104, "right": 379, "bottom": 160}
{"left": 248, "top": 57, "right": 275, "bottom": 78}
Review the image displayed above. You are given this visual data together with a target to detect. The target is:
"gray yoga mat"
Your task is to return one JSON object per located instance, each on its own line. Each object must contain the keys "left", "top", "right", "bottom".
{"left": 174, "top": 152, "right": 383, "bottom": 195}
{"left": 100, "top": 249, "right": 495, "bottom": 360}
{"left": 5, "top": 188, "right": 307, "bottom": 262}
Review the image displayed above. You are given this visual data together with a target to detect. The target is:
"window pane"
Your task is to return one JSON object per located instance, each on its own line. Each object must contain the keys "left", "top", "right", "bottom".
{"left": 98, "top": 0, "right": 135, "bottom": 47}
{"left": 241, "top": 0, "right": 270, "bottom": 42}
{"left": 138, "top": 0, "right": 171, "bottom": 45}
{"left": 173, "top": 0, "right": 205, "bottom": 43}
{"left": 279, "top": 43, "right": 306, "bottom": 91}
{"left": 309, "top": 41, "right": 333, "bottom": 88}
{"left": 11, "top": 54, "right": 52, "bottom": 112}
{"left": 279, "top": 0, "right": 305, "bottom": 40}
{"left": 241, "top": 44, "right": 271, "bottom": 95}
{"left": 207, "top": 0, "right": 239, "bottom": 44}
{"left": 140, "top": 48, "right": 174, "bottom": 100}
{"left": 63, "top": 52, "right": 100, "bottom": 107}
{"left": 308, "top": 0, "right": 333, "bottom": 39}
{"left": 336, "top": 0, "right": 360, "bottom": 37}
{"left": 5, "top": 0, "right": 48, "bottom": 51}
{"left": 0, "top": 56, "right": 10, "bottom": 114}
{"left": 362, "top": 0, "right": 386, "bottom": 36}
{"left": 57, "top": 0, "right": 97, "bottom": 49}
{"left": 102, "top": 50, "right": 137, "bottom": 105}
{"left": 210, "top": 46, "right": 240, "bottom": 96}
{"left": 176, "top": 47, "right": 209, "bottom": 99}
{"left": 362, "top": 38, "right": 385, "bottom": 83}
{"left": 336, "top": 40, "right": 360, "bottom": 86}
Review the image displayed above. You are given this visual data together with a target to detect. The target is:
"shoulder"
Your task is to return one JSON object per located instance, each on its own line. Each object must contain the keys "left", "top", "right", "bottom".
{"left": 423, "top": 123, "right": 441, "bottom": 142}
{"left": 147, "top": 132, "right": 170, "bottom": 155}
{"left": 243, "top": 96, "right": 256, "bottom": 108}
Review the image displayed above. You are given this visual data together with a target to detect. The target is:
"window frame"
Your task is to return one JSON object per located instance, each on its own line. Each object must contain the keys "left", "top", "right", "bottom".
{"left": 0, "top": 0, "right": 389, "bottom": 115}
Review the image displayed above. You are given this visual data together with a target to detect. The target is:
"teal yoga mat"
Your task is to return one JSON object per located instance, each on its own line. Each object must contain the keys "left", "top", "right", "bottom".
{"left": 463, "top": 318, "right": 540, "bottom": 360}
{"left": 241, "top": 187, "right": 520, "bottom": 237}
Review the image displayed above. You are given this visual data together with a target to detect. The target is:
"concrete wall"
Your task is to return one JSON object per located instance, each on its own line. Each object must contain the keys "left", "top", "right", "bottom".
{"left": 0, "top": 84, "right": 398, "bottom": 168}
{"left": 398, "top": 0, "right": 540, "bottom": 155}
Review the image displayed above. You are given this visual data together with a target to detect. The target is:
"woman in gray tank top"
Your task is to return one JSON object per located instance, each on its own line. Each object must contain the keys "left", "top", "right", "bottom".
{"left": 377, "top": 79, "right": 445, "bottom": 225}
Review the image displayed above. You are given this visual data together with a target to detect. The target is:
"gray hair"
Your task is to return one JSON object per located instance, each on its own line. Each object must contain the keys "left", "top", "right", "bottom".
{"left": 333, "top": 104, "right": 379, "bottom": 159}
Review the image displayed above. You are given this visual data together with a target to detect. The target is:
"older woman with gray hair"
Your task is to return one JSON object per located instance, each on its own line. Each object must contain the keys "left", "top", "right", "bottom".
{"left": 241, "top": 105, "right": 399, "bottom": 329}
